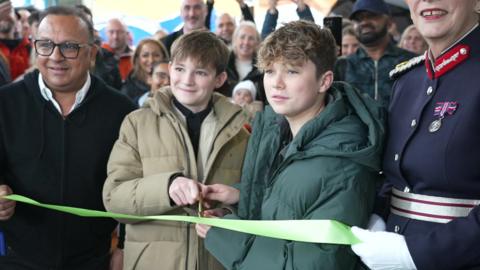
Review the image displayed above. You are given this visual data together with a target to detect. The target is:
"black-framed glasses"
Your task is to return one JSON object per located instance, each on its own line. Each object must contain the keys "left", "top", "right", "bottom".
{"left": 34, "top": 39, "right": 92, "bottom": 59}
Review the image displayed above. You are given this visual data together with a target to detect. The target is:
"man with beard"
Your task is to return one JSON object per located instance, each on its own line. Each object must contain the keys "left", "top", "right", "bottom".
{"left": 335, "top": 0, "right": 414, "bottom": 108}
{"left": 0, "top": 0, "right": 30, "bottom": 81}
{"left": 161, "top": 0, "right": 208, "bottom": 56}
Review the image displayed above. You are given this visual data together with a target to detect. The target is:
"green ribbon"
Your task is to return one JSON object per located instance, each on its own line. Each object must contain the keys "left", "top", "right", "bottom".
{"left": 4, "top": 194, "right": 360, "bottom": 245}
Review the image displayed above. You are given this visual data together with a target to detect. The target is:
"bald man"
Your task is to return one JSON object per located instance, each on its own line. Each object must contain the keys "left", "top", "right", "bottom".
{"left": 208, "top": 0, "right": 254, "bottom": 46}
{"left": 161, "top": 0, "right": 207, "bottom": 55}
{"left": 215, "top": 13, "right": 235, "bottom": 44}
{"left": 102, "top": 18, "right": 132, "bottom": 81}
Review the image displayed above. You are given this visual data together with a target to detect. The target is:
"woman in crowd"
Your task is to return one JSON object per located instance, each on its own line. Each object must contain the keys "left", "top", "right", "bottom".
{"left": 219, "top": 21, "right": 266, "bottom": 103}
{"left": 137, "top": 60, "right": 170, "bottom": 106}
{"left": 352, "top": 1, "right": 480, "bottom": 269}
{"left": 398, "top": 24, "right": 427, "bottom": 55}
{"left": 342, "top": 26, "right": 359, "bottom": 57}
{"left": 121, "top": 38, "right": 168, "bottom": 103}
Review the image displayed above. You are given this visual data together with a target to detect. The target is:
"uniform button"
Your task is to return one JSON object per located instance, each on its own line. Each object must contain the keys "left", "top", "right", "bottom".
{"left": 410, "top": 119, "right": 417, "bottom": 127}
{"left": 394, "top": 225, "right": 400, "bottom": 233}
{"left": 427, "top": 86, "right": 433, "bottom": 95}
{"left": 394, "top": 154, "right": 399, "bottom": 161}
{"left": 404, "top": 186, "right": 410, "bottom": 193}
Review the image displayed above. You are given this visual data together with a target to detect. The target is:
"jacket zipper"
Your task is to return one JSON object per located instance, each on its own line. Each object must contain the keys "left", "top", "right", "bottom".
{"left": 167, "top": 115, "right": 193, "bottom": 270}
{"left": 185, "top": 223, "right": 190, "bottom": 270}
{"left": 57, "top": 118, "right": 67, "bottom": 268}
{"left": 265, "top": 152, "right": 303, "bottom": 188}
{"left": 374, "top": 60, "right": 379, "bottom": 100}
{"left": 204, "top": 110, "right": 244, "bottom": 180}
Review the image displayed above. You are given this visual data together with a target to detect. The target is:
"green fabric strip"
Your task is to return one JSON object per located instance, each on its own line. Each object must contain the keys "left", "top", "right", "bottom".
{"left": 4, "top": 194, "right": 360, "bottom": 245}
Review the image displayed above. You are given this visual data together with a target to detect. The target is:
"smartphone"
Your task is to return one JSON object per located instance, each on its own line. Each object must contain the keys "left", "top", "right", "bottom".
{"left": 0, "top": 231, "right": 5, "bottom": 256}
{"left": 323, "top": 16, "right": 343, "bottom": 55}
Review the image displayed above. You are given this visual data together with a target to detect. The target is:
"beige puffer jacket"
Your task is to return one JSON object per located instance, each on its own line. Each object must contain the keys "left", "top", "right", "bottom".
{"left": 103, "top": 88, "right": 250, "bottom": 270}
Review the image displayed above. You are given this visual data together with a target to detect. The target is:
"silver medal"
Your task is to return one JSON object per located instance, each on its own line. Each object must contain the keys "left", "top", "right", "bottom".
{"left": 428, "top": 119, "right": 442, "bottom": 133}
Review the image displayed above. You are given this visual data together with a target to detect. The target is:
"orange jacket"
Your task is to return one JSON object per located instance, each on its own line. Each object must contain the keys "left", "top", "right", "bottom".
{"left": 0, "top": 37, "right": 31, "bottom": 80}
{"left": 101, "top": 43, "right": 132, "bottom": 82}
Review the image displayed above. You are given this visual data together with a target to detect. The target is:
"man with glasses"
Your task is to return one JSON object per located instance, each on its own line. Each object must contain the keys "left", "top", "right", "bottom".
{"left": 0, "top": 6, "right": 135, "bottom": 269}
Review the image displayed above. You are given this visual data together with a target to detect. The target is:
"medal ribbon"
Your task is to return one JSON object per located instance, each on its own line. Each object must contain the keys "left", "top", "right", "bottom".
{"left": 434, "top": 102, "right": 458, "bottom": 118}
{"left": 3, "top": 194, "right": 360, "bottom": 245}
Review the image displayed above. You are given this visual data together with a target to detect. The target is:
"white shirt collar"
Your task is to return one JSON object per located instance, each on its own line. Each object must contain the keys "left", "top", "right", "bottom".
{"left": 38, "top": 73, "right": 91, "bottom": 115}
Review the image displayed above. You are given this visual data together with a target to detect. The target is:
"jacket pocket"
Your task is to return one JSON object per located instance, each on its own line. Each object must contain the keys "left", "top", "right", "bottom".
{"left": 142, "top": 156, "right": 183, "bottom": 176}
{"left": 124, "top": 240, "right": 186, "bottom": 270}
{"left": 123, "top": 241, "right": 149, "bottom": 270}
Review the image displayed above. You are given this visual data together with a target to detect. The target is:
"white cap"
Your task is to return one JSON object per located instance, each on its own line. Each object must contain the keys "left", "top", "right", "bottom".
{"left": 232, "top": 80, "right": 257, "bottom": 100}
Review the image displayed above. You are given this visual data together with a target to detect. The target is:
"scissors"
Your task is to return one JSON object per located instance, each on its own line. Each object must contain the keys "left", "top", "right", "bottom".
{"left": 197, "top": 190, "right": 203, "bottom": 217}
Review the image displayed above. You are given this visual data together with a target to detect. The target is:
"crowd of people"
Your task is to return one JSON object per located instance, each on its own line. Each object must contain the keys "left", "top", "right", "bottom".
{"left": 0, "top": 0, "right": 479, "bottom": 269}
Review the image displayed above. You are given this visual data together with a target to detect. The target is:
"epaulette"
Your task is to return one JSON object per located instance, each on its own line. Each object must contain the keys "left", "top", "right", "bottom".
{"left": 389, "top": 54, "right": 425, "bottom": 80}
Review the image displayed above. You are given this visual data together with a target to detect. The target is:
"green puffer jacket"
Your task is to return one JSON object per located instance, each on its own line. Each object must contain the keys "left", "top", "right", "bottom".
{"left": 205, "top": 82, "right": 385, "bottom": 270}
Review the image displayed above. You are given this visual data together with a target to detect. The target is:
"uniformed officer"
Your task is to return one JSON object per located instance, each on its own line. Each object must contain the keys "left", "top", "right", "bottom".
{"left": 351, "top": 0, "right": 480, "bottom": 269}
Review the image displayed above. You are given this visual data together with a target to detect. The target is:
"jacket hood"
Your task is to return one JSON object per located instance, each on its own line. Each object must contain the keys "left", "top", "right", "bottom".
{"left": 144, "top": 87, "right": 248, "bottom": 128}
{"left": 263, "top": 81, "right": 385, "bottom": 171}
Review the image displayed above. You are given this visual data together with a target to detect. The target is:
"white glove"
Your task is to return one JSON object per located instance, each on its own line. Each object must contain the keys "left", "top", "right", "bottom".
{"left": 367, "top": 214, "right": 386, "bottom": 232}
{"left": 351, "top": 226, "right": 417, "bottom": 270}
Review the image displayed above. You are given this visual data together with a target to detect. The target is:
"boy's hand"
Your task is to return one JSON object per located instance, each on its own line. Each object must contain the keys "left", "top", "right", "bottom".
{"left": 202, "top": 184, "right": 240, "bottom": 205}
{"left": 196, "top": 208, "right": 229, "bottom": 238}
{"left": 0, "top": 185, "right": 15, "bottom": 220}
{"left": 201, "top": 208, "right": 230, "bottom": 218}
{"left": 195, "top": 223, "right": 210, "bottom": 238}
{"left": 168, "top": 177, "right": 202, "bottom": 206}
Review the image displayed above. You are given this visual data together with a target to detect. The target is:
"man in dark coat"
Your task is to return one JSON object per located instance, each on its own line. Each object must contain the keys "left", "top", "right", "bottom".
{"left": 0, "top": 6, "right": 135, "bottom": 269}
{"left": 334, "top": 0, "right": 415, "bottom": 108}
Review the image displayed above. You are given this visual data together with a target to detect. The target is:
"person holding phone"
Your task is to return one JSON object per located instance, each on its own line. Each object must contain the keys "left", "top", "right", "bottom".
{"left": 334, "top": 0, "right": 415, "bottom": 108}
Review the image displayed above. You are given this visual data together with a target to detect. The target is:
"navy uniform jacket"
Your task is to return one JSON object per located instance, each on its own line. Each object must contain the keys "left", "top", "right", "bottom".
{"left": 382, "top": 25, "right": 480, "bottom": 270}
